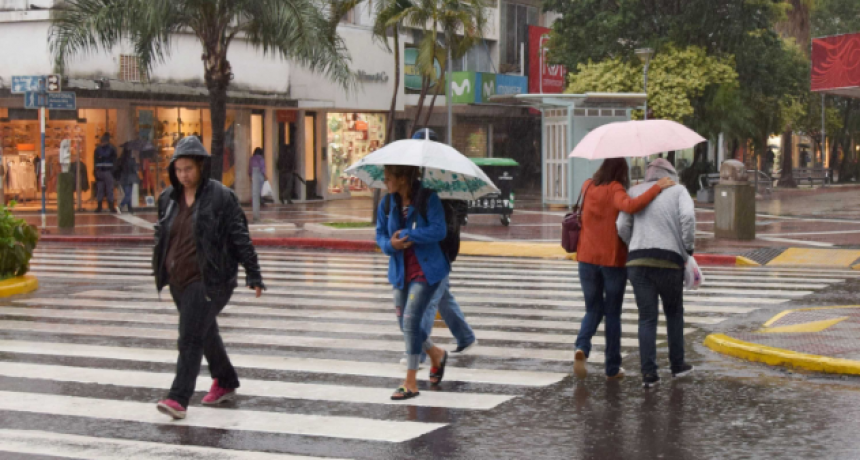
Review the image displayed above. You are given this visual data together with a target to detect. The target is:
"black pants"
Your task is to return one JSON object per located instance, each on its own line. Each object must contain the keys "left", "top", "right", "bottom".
{"left": 279, "top": 170, "right": 294, "bottom": 203}
{"left": 627, "top": 267, "right": 686, "bottom": 376}
{"left": 168, "top": 281, "right": 239, "bottom": 407}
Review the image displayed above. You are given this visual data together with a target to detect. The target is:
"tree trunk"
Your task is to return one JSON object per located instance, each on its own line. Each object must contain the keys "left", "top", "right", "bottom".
{"left": 386, "top": 29, "right": 400, "bottom": 145}
{"left": 837, "top": 100, "right": 857, "bottom": 182}
{"left": 207, "top": 84, "right": 228, "bottom": 182}
{"left": 412, "top": 77, "right": 430, "bottom": 129}
{"left": 778, "top": 128, "right": 796, "bottom": 187}
{"left": 775, "top": 0, "right": 811, "bottom": 57}
{"left": 203, "top": 38, "right": 231, "bottom": 183}
{"left": 667, "top": 150, "right": 676, "bottom": 166}
{"left": 422, "top": 74, "right": 443, "bottom": 128}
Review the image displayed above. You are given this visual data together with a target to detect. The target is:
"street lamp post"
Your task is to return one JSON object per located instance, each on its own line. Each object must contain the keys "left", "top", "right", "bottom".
{"left": 635, "top": 48, "right": 654, "bottom": 120}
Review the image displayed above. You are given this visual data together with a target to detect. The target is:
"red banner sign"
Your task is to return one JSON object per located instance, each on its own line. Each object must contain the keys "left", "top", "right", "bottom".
{"left": 812, "top": 33, "right": 860, "bottom": 94}
{"left": 276, "top": 110, "right": 297, "bottom": 124}
{"left": 528, "top": 26, "right": 567, "bottom": 94}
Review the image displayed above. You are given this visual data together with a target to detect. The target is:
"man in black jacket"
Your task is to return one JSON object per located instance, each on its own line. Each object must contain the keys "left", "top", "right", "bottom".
{"left": 153, "top": 136, "right": 266, "bottom": 420}
{"left": 93, "top": 133, "right": 117, "bottom": 213}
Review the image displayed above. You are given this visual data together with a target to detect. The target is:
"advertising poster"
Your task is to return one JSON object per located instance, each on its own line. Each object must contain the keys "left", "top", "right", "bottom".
{"left": 528, "top": 26, "right": 566, "bottom": 94}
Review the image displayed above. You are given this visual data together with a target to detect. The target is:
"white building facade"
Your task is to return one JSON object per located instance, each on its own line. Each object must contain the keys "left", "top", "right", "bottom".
{"left": 0, "top": 0, "right": 556, "bottom": 206}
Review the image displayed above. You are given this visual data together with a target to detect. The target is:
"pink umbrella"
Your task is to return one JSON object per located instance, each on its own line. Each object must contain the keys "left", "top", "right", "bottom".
{"left": 569, "top": 120, "right": 706, "bottom": 160}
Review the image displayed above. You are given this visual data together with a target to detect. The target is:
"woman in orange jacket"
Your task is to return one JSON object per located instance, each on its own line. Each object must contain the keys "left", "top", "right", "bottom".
{"left": 573, "top": 158, "right": 675, "bottom": 380}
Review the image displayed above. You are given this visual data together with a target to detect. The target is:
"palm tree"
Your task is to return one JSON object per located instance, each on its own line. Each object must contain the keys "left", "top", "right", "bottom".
{"left": 379, "top": 0, "right": 488, "bottom": 133}
{"left": 422, "top": 0, "right": 488, "bottom": 131}
{"left": 50, "top": 0, "right": 355, "bottom": 182}
{"left": 373, "top": 0, "right": 411, "bottom": 143}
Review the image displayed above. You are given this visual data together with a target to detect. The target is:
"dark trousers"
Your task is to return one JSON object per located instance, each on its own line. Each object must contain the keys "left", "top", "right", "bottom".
{"left": 627, "top": 266, "right": 686, "bottom": 376}
{"left": 168, "top": 281, "right": 239, "bottom": 407}
{"left": 95, "top": 168, "right": 115, "bottom": 207}
{"left": 574, "top": 262, "right": 626, "bottom": 376}
{"left": 279, "top": 170, "right": 294, "bottom": 203}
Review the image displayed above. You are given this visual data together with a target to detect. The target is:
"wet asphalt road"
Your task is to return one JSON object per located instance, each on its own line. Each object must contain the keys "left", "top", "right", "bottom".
{"left": 2, "top": 245, "right": 860, "bottom": 459}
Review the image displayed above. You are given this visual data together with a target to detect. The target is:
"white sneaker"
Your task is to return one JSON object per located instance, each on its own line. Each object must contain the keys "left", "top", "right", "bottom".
{"left": 573, "top": 349, "right": 588, "bottom": 379}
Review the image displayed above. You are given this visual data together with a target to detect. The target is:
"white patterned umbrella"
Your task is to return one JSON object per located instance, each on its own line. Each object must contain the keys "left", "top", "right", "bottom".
{"left": 345, "top": 139, "right": 499, "bottom": 200}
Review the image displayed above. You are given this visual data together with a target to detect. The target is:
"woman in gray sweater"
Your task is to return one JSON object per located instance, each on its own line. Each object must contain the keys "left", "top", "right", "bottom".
{"left": 616, "top": 158, "right": 696, "bottom": 388}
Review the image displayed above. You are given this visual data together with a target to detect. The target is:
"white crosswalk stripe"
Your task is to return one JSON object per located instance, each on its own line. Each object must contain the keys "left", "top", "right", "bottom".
{"left": 2, "top": 245, "right": 853, "bottom": 457}
{"left": 0, "top": 430, "right": 342, "bottom": 460}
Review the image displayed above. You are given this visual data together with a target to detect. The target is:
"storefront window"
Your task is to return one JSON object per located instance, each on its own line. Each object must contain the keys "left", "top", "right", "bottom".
{"left": 1, "top": 108, "right": 114, "bottom": 205}
{"left": 453, "top": 123, "right": 488, "bottom": 158}
{"left": 134, "top": 106, "right": 235, "bottom": 197}
{"left": 326, "top": 112, "right": 386, "bottom": 196}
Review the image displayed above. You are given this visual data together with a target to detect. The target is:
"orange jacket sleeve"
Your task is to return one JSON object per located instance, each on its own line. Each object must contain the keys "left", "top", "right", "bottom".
{"left": 611, "top": 182, "right": 661, "bottom": 214}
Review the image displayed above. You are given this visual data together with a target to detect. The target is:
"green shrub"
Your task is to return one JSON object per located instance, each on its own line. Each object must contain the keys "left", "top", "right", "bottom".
{"left": 0, "top": 202, "right": 39, "bottom": 281}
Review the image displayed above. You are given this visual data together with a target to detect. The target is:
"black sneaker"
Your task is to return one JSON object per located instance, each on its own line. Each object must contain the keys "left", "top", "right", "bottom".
{"left": 642, "top": 374, "right": 660, "bottom": 389}
{"left": 672, "top": 364, "right": 695, "bottom": 378}
{"left": 453, "top": 340, "right": 478, "bottom": 354}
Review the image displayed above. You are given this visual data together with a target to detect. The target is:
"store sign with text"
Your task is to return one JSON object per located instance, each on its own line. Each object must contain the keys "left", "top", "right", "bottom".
{"left": 528, "top": 26, "right": 566, "bottom": 94}
{"left": 451, "top": 72, "right": 528, "bottom": 104}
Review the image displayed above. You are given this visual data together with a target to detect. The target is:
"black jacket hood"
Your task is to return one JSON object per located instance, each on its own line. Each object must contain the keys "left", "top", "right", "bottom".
{"left": 168, "top": 136, "right": 212, "bottom": 195}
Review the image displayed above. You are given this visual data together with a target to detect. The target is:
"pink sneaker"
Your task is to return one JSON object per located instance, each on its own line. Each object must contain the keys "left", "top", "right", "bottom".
{"left": 202, "top": 379, "right": 236, "bottom": 405}
{"left": 156, "top": 399, "right": 186, "bottom": 419}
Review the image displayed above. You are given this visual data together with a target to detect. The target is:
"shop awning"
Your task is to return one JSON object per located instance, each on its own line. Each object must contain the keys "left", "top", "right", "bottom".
{"left": 488, "top": 92, "right": 647, "bottom": 110}
{"left": 812, "top": 32, "right": 860, "bottom": 99}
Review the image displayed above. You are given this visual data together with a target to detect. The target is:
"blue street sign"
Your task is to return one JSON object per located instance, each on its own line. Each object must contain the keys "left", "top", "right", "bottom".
{"left": 23, "top": 92, "right": 46, "bottom": 108}
{"left": 12, "top": 76, "right": 46, "bottom": 94}
{"left": 46, "top": 92, "right": 76, "bottom": 110}
{"left": 12, "top": 75, "right": 61, "bottom": 94}
{"left": 23, "top": 91, "right": 76, "bottom": 110}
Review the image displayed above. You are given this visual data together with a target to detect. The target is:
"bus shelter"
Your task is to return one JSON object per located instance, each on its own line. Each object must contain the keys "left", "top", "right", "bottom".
{"left": 491, "top": 92, "right": 646, "bottom": 207}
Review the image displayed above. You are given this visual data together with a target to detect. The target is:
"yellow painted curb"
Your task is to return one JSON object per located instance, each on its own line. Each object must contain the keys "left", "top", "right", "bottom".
{"left": 704, "top": 333, "right": 860, "bottom": 375}
{"left": 459, "top": 242, "right": 573, "bottom": 260}
{"left": 0, "top": 275, "right": 39, "bottom": 298}
{"left": 735, "top": 256, "right": 760, "bottom": 267}
{"left": 768, "top": 248, "right": 860, "bottom": 268}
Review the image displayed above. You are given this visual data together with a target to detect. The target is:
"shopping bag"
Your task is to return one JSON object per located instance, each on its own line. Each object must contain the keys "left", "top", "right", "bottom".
{"left": 684, "top": 256, "right": 704, "bottom": 290}
{"left": 261, "top": 181, "right": 273, "bottom": 198}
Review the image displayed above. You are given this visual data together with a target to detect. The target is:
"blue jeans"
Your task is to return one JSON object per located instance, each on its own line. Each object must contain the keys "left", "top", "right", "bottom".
{"left": 393, "top": 280, "right": 442, "bottom": 370}
{"left": 398, "top": 276, "right": 476, "bottom": 363}
{"left": 627, "top": 266, "right": 686, "bottom": 376}
{"left": 424, "top": 276, "right": 475, "bottom": 348}
{"left": 120, "top": 184, "right": 133, "bottom": 209}
{"left": 574, "top": 262, "right": 626, "bottom": 377}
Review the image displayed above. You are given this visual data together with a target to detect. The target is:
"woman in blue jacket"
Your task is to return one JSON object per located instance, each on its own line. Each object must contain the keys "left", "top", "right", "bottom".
{"left": 376, "top": 165, "right": 450, "bottom": 400}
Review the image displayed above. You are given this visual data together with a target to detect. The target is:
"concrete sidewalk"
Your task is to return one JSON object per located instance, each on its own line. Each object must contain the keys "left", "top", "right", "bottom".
{"left": 705, "top": 305, "right": 860, "bottom": 376}
{"left": 11, "top": 185, "right": 860, "bottom": 267}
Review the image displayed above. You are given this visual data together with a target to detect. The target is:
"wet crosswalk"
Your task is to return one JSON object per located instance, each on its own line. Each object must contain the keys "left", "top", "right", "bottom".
{"left": 0, "top": 244, "right": 855, "bottom": 458}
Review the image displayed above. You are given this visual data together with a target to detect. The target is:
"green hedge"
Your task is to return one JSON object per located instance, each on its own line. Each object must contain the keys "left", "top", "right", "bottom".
{"left": 0, "top": 202, "right": 39, "bottom": 281}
